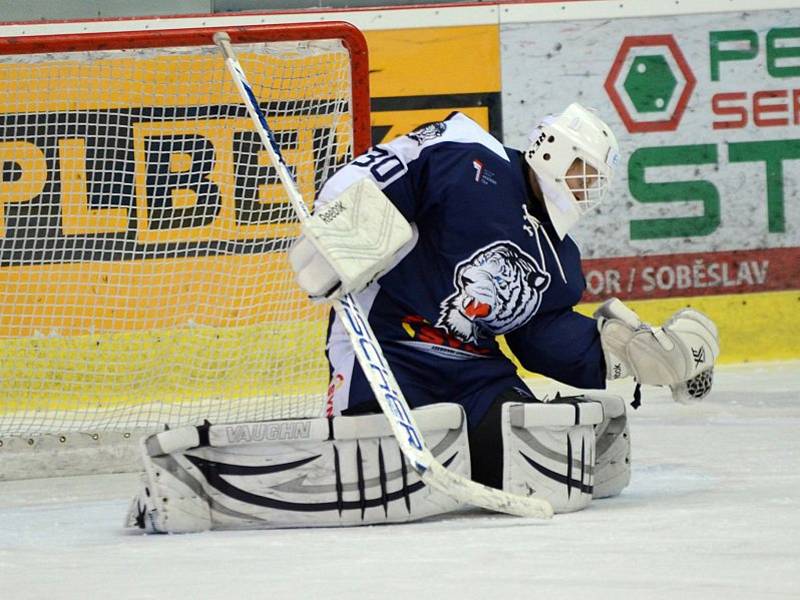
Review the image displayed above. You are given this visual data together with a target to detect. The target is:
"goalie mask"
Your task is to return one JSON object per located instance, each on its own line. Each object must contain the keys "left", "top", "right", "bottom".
{"left": 524, "top": 103, "right": 620, "bottom": 239}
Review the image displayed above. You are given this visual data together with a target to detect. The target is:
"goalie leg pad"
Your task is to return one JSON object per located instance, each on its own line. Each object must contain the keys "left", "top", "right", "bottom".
{"left": 125, "top": 464, "right": 212, "bottom": 534}
{"left": 587, "top": 394, "right": 631, "bottom": 499}
{"left": 127, "top": 403, "right": 469, "bottom": 533}
{"left": 502, "top": 399, "right": 604, "bottom": 513}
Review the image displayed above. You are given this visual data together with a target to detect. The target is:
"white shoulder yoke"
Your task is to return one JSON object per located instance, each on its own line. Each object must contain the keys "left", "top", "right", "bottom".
{"left": 318, "top": 113, "right": 508, "bottom": 206}
{"left": 387, "top": 112, "right": 509, "bottom": 165}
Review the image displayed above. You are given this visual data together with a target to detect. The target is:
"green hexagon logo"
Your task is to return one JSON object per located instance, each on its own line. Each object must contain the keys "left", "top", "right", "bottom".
{"left": 605, "top": 35, "right": 696, "bottom": 133}
{"left": 624, "top": 55, "right": 678, "bottom": 113}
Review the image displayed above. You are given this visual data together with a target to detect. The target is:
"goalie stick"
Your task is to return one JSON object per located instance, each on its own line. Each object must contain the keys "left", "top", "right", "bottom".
{"left": 213, "top": 31, "right": 552, "bottom": 520}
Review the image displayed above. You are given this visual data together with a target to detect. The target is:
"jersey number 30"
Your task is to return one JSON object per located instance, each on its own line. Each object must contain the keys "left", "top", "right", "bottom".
{"left": 352, "top": 147, "right": 406, "bottom": 186}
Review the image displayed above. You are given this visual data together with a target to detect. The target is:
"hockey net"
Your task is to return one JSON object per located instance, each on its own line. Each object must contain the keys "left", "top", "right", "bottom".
{"left": 0, "top": 24, "right": 370, "bottom": 456}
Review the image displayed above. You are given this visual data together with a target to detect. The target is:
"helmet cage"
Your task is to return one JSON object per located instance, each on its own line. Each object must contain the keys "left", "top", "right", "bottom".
{"left": 562, "top": 157, "right": 608, "bottom": 211}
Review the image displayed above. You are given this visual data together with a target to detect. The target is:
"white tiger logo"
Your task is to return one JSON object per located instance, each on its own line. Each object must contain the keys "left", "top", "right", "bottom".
{"left": 408, "top": 121, "right": 447, "bottom": 145}
{"left": 436, "top": 242, "right": 551, "bottom": 344}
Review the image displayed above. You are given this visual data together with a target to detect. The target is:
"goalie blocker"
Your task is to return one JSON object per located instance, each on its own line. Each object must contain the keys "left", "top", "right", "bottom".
{"left": 288, "top": 177, "right": 413, "bottom": 301}
{"left": 127, "top": 396, "right": 630, "bottom": 532}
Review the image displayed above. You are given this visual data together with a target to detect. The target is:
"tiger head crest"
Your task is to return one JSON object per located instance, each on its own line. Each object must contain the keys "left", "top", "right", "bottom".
{"left": 436, "top": 242, "right": 551, "bottom": 344}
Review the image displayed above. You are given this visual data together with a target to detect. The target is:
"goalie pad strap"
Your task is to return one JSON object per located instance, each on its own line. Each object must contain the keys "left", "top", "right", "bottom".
{"left": 145, "top": 408, "right": 464, "bottom": 456}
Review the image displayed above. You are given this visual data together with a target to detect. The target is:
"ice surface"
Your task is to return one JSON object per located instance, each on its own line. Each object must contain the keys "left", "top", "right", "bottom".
{"left": 1, "top": 362, "right": 798, "bottom": 600}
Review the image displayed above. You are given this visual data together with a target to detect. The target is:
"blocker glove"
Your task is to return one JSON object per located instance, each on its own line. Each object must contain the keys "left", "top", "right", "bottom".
{"left": 288, "top": 178, "right": 413, "bottom": 301}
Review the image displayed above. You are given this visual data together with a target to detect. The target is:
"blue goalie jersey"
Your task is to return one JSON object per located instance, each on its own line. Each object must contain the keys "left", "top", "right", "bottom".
{"left": 319, "top": 112, "right": 606, "bottom": 426}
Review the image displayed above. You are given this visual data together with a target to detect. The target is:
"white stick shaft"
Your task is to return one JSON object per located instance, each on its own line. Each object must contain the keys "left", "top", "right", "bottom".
{"left": 213, "top": 32, "right": 552, "bottom": 519}
{"left": 215, "top": 33, "right": 311, "bottom": 221}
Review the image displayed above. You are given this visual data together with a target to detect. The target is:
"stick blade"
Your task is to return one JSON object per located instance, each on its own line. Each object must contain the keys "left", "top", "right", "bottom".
{"left": 425, "top": 462, "right": 554, "bottom": 519}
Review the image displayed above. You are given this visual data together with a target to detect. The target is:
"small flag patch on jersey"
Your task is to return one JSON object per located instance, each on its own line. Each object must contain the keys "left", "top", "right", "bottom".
{"left": 473, "top": 160, "right": 483, "bottom": 182}
{"left": 472, "top": 159, "right": 497, "bottom": 186}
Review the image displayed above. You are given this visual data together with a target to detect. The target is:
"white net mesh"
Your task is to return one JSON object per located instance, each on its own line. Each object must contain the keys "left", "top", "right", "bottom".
{"left": 0, "top": 32, "right": 360, "bottom": 435}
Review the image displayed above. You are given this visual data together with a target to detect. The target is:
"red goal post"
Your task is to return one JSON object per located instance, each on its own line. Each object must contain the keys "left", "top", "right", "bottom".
{"left": 0, "top": 22, "right": 370, "bottom": 478}
{"left": 0, "top": 22, "right": 370, "bottom": 158}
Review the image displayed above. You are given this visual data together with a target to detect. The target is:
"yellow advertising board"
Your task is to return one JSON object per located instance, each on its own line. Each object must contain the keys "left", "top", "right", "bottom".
{"left": 365, "top": 25, "right": 501, "bottom": 143}
{"left": 0, "top": 50, "right": 352, "bottom": 335}
{"left": 0, "top": 45, "right": 349, "bottom": 411}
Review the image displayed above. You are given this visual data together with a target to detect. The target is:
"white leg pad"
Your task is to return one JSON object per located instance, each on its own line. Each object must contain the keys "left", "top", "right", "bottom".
{"left": 587, "top": 394, "right": 631, "bottom": 499}
{"left": 502, "top": 400, "right": 604, "bottom": 513}
{"left": 126, "top": 403, "right": 470, "bottom": 533}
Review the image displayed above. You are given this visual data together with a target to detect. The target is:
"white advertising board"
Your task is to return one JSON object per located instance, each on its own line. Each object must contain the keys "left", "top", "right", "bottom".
{"left": 501, "top": 9, "right": 800, "bottom": 299}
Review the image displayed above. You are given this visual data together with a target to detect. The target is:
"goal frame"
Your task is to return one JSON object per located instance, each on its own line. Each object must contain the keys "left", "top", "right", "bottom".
{"left": 0, "top": 21, "right": 371, "bottom": 480}
{"left": 0, "top": 22, "right": 371, "bottom": 155}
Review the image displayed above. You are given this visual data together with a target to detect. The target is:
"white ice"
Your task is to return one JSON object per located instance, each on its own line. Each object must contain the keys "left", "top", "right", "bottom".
{"left": 1, "top": 361, "right": 798, "bottom": 600}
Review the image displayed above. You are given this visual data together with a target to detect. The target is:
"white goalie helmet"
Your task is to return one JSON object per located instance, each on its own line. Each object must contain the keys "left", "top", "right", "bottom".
{"left": 524, "top": 103, "right": 620, "bottom": 239}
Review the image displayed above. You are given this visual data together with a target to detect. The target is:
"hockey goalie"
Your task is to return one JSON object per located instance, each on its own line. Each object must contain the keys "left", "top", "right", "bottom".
{"left": 127, "top": 103, "right": 719, "bottom": 533}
